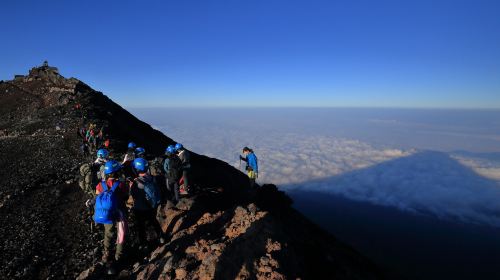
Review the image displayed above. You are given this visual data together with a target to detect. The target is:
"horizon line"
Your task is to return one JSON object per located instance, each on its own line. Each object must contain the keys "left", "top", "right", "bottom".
{"left": 125, "top": 105, "right": 500, "bottom": 111}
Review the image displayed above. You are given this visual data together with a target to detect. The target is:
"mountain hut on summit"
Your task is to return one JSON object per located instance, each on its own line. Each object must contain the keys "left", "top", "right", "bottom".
{"left": 12, "top": 61, "right": 62, "bottom": 83}
{"left": 28, "top": 60, "right": 60, "bottom": 81}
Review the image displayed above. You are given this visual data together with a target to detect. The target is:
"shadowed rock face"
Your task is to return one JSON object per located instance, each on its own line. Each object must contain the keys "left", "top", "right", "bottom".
{"left": 78, "top": 185, "right": 381, "bottom": 280}
{"left": 0, "top": 65, "right": 381, "bottom": 280}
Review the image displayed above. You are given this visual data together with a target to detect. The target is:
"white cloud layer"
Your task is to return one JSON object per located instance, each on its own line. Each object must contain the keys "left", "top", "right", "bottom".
{"left": 164, "top": 126, "right": 500, "bottom": 227}
{"left": 133, "top": 109, "right": 500, "bottom": 227}
{"left": 452, "top": 154, "right": 500, "bottom": 181}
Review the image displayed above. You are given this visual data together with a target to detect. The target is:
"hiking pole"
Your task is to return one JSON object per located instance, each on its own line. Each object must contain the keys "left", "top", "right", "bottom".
{"left": 86, "top": 198, "right": 94, "bottom": 234}
{"left": 89, "top": 209, "right": 96, "bottom": 265}
{"left": 89, "top": 207, "right": 93, "bottom": 234}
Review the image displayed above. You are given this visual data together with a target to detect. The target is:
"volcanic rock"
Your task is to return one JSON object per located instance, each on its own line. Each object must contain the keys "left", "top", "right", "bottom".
{"left": 0, "top": 63, "right": 382, "bottom": 280}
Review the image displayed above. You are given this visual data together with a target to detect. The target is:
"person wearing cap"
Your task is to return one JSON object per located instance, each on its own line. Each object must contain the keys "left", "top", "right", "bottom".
{"left": 239, "top": 147, "right": 258, "bottom": 188}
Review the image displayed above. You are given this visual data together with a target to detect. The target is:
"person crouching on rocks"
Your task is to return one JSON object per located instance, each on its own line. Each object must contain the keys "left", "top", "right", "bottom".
{"left": 240, "top": 147, "right": 258, "bottom": 188}
{"left": 130, "top": 158, "right": 165, "bottom": 249}
{"left": 86, "top": 160, "right": 129, "bottom": 275}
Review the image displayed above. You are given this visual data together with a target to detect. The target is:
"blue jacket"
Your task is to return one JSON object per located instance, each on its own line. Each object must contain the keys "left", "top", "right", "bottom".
{"left": 245, "top": 153, "right": 258, "bottom": 173}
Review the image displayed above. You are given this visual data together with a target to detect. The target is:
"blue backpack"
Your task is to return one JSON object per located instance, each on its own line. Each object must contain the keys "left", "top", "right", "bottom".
{"left": 137, "top": 177, "right": 161, "bottom": 209}
{"left": 93, "top": 180, "right": 121, "bottom": 224}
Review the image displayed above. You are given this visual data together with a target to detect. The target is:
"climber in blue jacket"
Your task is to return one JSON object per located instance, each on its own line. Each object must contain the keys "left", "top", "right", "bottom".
{"left": 239, "top": 147, "right": 258, "bottom": 188}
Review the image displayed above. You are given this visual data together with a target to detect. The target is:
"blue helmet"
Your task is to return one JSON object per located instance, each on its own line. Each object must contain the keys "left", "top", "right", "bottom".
{"left": 165, "top": 145, "right": 175, "bottom": 155}
{"left": 128, "top": 142, "right": 137, "bottom": 149}
{"left": 133, "top": 158, "right": 149, "bottom": 172}
{"left": 174, "top": 143, "right": 183, "bottom": 151}
{"left": 104, "top": 160, "right": 122, "bottom": 175}
{"left": 135, "top": 147, "right": 145, "bottom": 155}
{"left": 96, "top": 148, "right": 109, "bottom": 159}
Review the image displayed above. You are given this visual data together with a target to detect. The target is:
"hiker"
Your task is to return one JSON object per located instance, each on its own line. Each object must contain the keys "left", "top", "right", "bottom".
{"left": 74, "top": 103, "right": 83, "bottom": 118}
{"left": 95, "top": 127, "right": 103, "bottom": 149}
{"left": 164, "top": 145, "right": 182, "bottom": 203}
{"left": 163, "top": 145, "right": 175, "bottom": 175}
{"left": 80, "top": 140, "right": 90, "bottom": 157}
{"left": 85, "top": 124, "right": 91, "bottom": 140}
{"left": 240, "top": 147, "right": 258, "bottom": 188}
{"left": 122, "top": 142, "right": 136, "bottom": 163}
{"left": 122, "top": 142, "right": 136, "bottom": 178}
{"left": 96, "top": 126, "right": 109, "bottom": 149}
{"left": 135, "top": 147, "right": 146, "bottom": 159}
{"left": 78, "top": 149, "right": 109, "bottom": 197}
{"left": 86, "top": 124, "right": 97, "bottom": 152}
{"left": 175, "top": 143, "right": 191, "bottom": 194}
{"left": 77, "top": 125, "right": 87, "bottom": 139}
{"left": 87, "top": 160, "right": 129, "bottom": 275}
{"left": 148, "top": 155, "right": 167, "bottom": 202}
{"left": 130, "top": 158, "right": 164, "bottom": 247}
{"left": 94, "top": 148, "right": 109, "bottom": 180}
{"left": 104, "top": 138, "right": 110, "bottom": 149}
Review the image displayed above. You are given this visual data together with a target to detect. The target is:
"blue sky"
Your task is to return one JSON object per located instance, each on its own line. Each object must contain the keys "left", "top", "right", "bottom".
{"left": 1, "top": 0, "right": 499, "bottom": 108}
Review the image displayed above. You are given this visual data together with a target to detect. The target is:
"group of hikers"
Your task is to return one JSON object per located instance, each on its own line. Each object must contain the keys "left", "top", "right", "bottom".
{"left": 79, "top": 140, "right": 258, "bottom": 275}
{"left": 77, "top": 123, "right": 109, "bottom": 156}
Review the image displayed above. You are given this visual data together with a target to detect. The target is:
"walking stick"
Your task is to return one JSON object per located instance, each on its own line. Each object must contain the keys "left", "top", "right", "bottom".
{"left": 89, "top": 207, "right": 93, "bottom": 234}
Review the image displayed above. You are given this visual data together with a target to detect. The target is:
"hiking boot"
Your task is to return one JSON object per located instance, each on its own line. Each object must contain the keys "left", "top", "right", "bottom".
{"left": 101, "top": 251, "right": 111, "bottom": 264}
{"left": 106, "top": 263, "right": 117, "bottom": 275}
{"left": 101, "top": 255, "right": 117, "bottom": 275}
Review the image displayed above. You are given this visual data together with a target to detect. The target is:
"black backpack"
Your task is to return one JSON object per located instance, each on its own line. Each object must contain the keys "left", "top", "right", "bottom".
{"left": 168, "top": 156, "right": 182, "bottom": 181}
{"left": 149, "top": 157, "right": 164, "bottom": 176}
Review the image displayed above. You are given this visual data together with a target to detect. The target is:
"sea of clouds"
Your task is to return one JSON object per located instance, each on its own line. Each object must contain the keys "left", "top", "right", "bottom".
{"left": 132, "top": 108, "right": 500, "bottom": 227}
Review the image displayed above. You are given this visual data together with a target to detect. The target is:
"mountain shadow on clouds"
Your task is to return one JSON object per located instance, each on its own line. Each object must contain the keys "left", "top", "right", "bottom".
{"left": 286, "top": 151, "right": 500, "bottom": 280}
{"left": 286, "top": 150, "right": 500, "bottom": 227}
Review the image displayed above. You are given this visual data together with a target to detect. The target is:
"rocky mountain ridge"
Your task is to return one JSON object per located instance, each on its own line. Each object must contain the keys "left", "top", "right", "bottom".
{"left": 0, "top": 63, "right": 382, "bottom": 279}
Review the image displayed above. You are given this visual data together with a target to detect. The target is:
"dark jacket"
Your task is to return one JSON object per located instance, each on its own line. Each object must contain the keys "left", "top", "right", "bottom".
{"left": 178, "top": 149, "right": 191, "bottom": 170}
{"left": 130, "top": 174, "right": 154, "bottom": 211}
